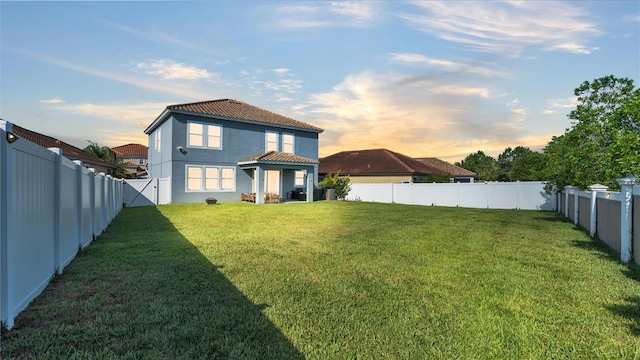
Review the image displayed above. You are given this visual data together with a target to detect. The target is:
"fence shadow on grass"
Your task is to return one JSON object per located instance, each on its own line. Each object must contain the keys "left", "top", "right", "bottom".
{"left": 1, "top": 206, "right": 304, "bottom": 359}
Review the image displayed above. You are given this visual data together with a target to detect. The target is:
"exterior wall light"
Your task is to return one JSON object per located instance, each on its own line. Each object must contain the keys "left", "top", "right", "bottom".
{"left": 6, "top": 132, "right": 17, "bottom": 143}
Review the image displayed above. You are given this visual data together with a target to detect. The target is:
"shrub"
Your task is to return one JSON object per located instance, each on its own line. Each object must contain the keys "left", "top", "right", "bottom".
{"left": 319, "top": 172, "right": 351, "bottom": 200}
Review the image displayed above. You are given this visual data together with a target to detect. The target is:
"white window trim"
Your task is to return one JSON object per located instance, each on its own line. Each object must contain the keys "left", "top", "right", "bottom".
{"left": 187, "top": 121, "right": 223, "bottom": 150}
{"left": 185, "top": 164, "right": 235, "bottom": 192}
{"left": 265, "top": 131, "right": 279, "bottom": 152}
{"left": 282, "top": 133, "right": 295, "bottom": 155}
{"left": 295, "top": 170, "right": 305, "bottom": 187}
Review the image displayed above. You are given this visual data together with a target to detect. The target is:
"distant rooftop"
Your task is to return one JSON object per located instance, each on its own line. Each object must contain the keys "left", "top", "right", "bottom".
{"left": 112, "top": 143, "right": 148, "bottom": 157}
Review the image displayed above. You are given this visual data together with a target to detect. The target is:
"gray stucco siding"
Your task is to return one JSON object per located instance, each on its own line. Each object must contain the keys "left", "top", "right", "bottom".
{"left": 147, "top": 118, "right": 173, "bottom": 179}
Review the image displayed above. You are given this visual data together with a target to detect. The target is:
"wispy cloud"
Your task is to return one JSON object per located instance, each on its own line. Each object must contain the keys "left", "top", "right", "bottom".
{"left": 40, "top": 97, "right": 65, "bottom": 104}
{"left": 389, "top": 53, "right": 506, "bottom": 77}
{"left": 10, "top": 48, "right": 208, "bottom": 98}
{"left": 542, "top": 96, "right": 578, "bottom": 115}
{"left": 57, "top": 101, "right": 167, "bottom": 127}
{"left": 398, "top": 1, "right": 601, "bottom": 56}
{"left": 273, "top": 2, "right": 379, "bottom": 28}
{"left": 136, "top": 59, "right": 217, "bottom": 80}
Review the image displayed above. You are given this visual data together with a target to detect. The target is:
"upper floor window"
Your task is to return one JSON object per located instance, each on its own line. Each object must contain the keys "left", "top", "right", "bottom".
{"left": 188, "top": 122, "right": 222, "bottom": 149}
{"left": 154, "top": 128, "right": 161, "bottom": 152}
{"left": 282, "top": 133, "right": 294, "bottom": 154}
{"left": 266, "top": 131, "right": 278, "bottom": 152}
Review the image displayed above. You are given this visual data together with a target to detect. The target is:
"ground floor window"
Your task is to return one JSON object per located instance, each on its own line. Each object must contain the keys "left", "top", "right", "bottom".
{"left": 186, "top": 165, "right": 235, "bottom": 192}
{"left": 295, "top": 170, "right": 305, "bottom": 187}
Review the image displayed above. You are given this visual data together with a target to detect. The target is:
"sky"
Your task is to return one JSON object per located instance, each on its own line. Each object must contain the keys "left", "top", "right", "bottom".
{"left": 1, "top": 1, "right": 638, "bottom": 162}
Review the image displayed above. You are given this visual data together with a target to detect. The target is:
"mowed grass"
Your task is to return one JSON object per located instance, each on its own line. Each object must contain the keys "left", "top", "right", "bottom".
{"left": 2, "top": 201, "right": 640, "bottom": 359}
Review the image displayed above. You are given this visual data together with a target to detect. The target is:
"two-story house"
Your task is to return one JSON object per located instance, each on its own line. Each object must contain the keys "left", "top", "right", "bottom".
{"left": 111, "top": 143, "right": 148, "bottom": 178}
{"left": 144, "top": 99, "right": 324, "bottom": 204}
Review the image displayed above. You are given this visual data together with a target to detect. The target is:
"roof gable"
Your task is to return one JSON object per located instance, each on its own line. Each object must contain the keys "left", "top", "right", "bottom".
{"left": 11, "top": 124, "right": 115, "bottom": 169}
{"left": 414, "top": 157, "right": 476, "bottom": 177}
{"left": 239, "top": 151, "right": 318, "bottom": 166}
{"left": 319, "top": 148, "right": 446, "bottom": 176}
{"left": 146, "top": 99, "right": 323, "bottom": 134}
{"left": 111, "top": 143, "right": 148, "bottom": 157}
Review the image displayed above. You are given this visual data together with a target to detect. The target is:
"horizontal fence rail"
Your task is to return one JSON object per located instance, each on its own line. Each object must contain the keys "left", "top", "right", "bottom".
{"left": 560, "top": 178, "right": 638, "bottom": 264}
{"left": 0, "top": 121, "right": 123, "bottom": 329}
{"left": 345, "top": 181, "right": 556, "bottom": 211}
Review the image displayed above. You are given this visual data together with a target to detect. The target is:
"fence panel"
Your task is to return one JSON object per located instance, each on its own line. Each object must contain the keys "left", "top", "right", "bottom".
{"left": 59, "top": 157, "right": 80, "bottom": 271}
{"left": 596, "top": 195, "right": 621, "bottom": 253}
{"left": 459, "top": 183, "right": 488, "bottom": 208}
{"left": 393, "top": 184, "right": 413, "bottom": 205}
{"left": 80, "top": 167, "right": 94, "bottom": 248}
{"left": 578, "top": 194, "right": 591, "bottom": 230}
{"left": 634, "top": 189, "right": 640, "bottom": 265}
{"left": 433, "top": 184, "right": 459, "bottom": 207}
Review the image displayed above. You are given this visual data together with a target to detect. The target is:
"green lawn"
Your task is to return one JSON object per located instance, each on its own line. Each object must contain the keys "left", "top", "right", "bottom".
{"left": 2, "top": 201, "right": 640, "bottom": 359}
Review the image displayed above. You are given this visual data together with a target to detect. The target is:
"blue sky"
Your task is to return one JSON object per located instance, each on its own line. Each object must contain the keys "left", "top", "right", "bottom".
{"left": 1, "top": 1, "right": 638, "bottom": 162}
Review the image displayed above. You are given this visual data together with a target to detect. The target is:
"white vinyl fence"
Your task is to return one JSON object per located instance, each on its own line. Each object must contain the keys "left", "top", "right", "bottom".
{"left": 1, "top": 121, "right": 123, "bottom": 329}
{"left": 559, "top": 177, "right": 639, "bottom": 264}
{"left": 346, "top": 181, "right": 556, "bottom": 210}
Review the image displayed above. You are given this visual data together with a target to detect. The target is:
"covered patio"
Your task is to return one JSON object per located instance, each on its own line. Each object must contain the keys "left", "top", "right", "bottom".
{"left": 238, "top": 151, "right": 319, "bottom": 204}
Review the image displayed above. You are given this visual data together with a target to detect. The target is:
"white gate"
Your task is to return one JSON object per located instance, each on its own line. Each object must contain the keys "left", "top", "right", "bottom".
{"left": 123, "top": 177, "right": 171, "bottom": 207}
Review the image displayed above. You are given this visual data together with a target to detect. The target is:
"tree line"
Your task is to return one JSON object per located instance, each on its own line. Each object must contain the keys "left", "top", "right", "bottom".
{"left": 455, "top": 75, "right": 639, "bottom": 192}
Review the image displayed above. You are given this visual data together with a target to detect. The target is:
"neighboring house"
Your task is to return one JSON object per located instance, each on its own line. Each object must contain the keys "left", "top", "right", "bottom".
{"left": 144, "top": 99, "right": 324, "bottom": 204}
{"left": 319, "top": 148, "right": 475, "bottom": 183}
{"left": 111, "top": 143, "right": 148, "bottom": 178}
{"left": 11, "top": 124, "right": 116, "bottom": 175}
{"left": 414, "top": 157, "right": 476, "bottom": 183}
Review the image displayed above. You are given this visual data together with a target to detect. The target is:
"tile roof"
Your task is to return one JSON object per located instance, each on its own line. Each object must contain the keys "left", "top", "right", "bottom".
{"left": 163, "top": 99, "right": 323, "bottom": 132}
{"left": 239, "top": 151, "right": 319, "bottom": 165}
{"left": 11, "top": 124, "right": 115, "bottom": 169}
{"left": 319, "top": 148, "right": 447, "bottom": 176}
{"left": 414, "top": 157, "right": 476, "bottom": 177}
{"left": 111, "top": 143, "right": 148, "bottom": 157}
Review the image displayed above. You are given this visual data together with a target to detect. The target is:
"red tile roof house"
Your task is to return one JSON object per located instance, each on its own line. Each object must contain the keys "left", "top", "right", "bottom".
{"left": 144, "top": 99, "right": 323, "bottom": 204}
{"left": 111, "top": 143, "right": 148, "bottom": 179}
{"left": 319, "top": 148, "right": 476, "bottom": 184}
{"left": 11, "top": 124, "right": 117, "bottom": 175}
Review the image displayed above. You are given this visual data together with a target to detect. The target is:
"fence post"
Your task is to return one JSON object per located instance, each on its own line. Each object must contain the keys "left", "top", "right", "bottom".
{"left": 588, "top": 184, "right": 608, "bottom": 238}
{"left": 564, "top": 186, "right": 575, "bottom": 218}
{"left": 48, "top": 148, "right": 62, "bottom": 274}
{"left": 617, "top": 176, "right": 636, "bottom": 263}
{"left": 0, "top": 121, "right": 12, "bottom": 328}
{"left": 573, "top": 187, "right": 579, "bottom": 225}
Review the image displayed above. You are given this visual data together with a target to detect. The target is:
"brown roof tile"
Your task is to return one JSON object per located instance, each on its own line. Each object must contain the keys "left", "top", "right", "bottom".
{"left": 319, "top": 148, "right": 447, "bottom": 176}
{"left": 111, "top": 143, "right": 148, "bottom": 157}
{"left": 239, "top": 151, "right": 318, "bottom": 165}
{"left": 165, "top": 99, "right": 323, "bottom": 132}
{"left": 11, "top": 124, "right": 115, "bottom": 169}
{"left": 414, "top": 157, "right": 476, "bottom": 177}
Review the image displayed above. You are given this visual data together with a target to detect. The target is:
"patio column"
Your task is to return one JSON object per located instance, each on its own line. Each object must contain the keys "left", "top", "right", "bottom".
{"left": 617, "top": 176, "right": 636, "bottom": 263}
{"left": 588, "top": 184, "right": 608, "bottom": 238}
{"left": 306, "top": 174, "right": 313, "bottom": 202}
{"left": 255, "top": 167, "right": 264, "bottom": 204}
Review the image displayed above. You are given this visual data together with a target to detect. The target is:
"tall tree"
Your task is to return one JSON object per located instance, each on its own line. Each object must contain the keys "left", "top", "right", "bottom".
{"left": 544, "top": 75, "right": 640, "bottom": 191}
{"left": 497, "top": 146, "right": 545, "bottom": 181}
{"left": 455, "top": 151, "right": 499, "bottom": 181}
{"left": 83, "top": 141, "right": 126, "bottom": 178}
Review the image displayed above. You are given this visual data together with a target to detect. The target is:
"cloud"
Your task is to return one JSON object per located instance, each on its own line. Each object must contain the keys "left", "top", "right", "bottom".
{"left": 57, "top": 101, "right": 167, "bottom": 126}
{"left": 506, "top": 98, "right": 519, "bottom": 107}
{"left": 389, "top": 53, "right": 507, "bottom": 77}
{"left": 12, "top": 48, "right": 208, "bottom": 99}
{"left": 136, "top": 59, "right": 216, "bottom": 80}
{"left": 542, "top": 96, "right": 578, "bottom": 114}
{"left": 306, "top": 70, "right": 538, "bottom": 159}
{"left": 40, "top": 97, "right": 65, "bottom": 104}
{"left": 273, "top": 2, "right": 379, "bottom": 28}
{"left": 398, "top": 1, "right": 601, "bottom": 56}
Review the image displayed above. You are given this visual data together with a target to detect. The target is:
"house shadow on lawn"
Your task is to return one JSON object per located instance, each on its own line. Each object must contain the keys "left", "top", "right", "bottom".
{"left": 1, "top": 206, "right": 304, "bottom": 359}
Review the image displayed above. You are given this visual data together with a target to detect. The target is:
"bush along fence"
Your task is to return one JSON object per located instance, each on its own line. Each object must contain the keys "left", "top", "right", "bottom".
{"left": 559, "top": 176, "right": 639, "bottom": 265}
{"left": 345, "top": 181, "right": 556, "bottom": 211}
{"left": 0, "top": 121, "right": 123, "bottom": 330}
